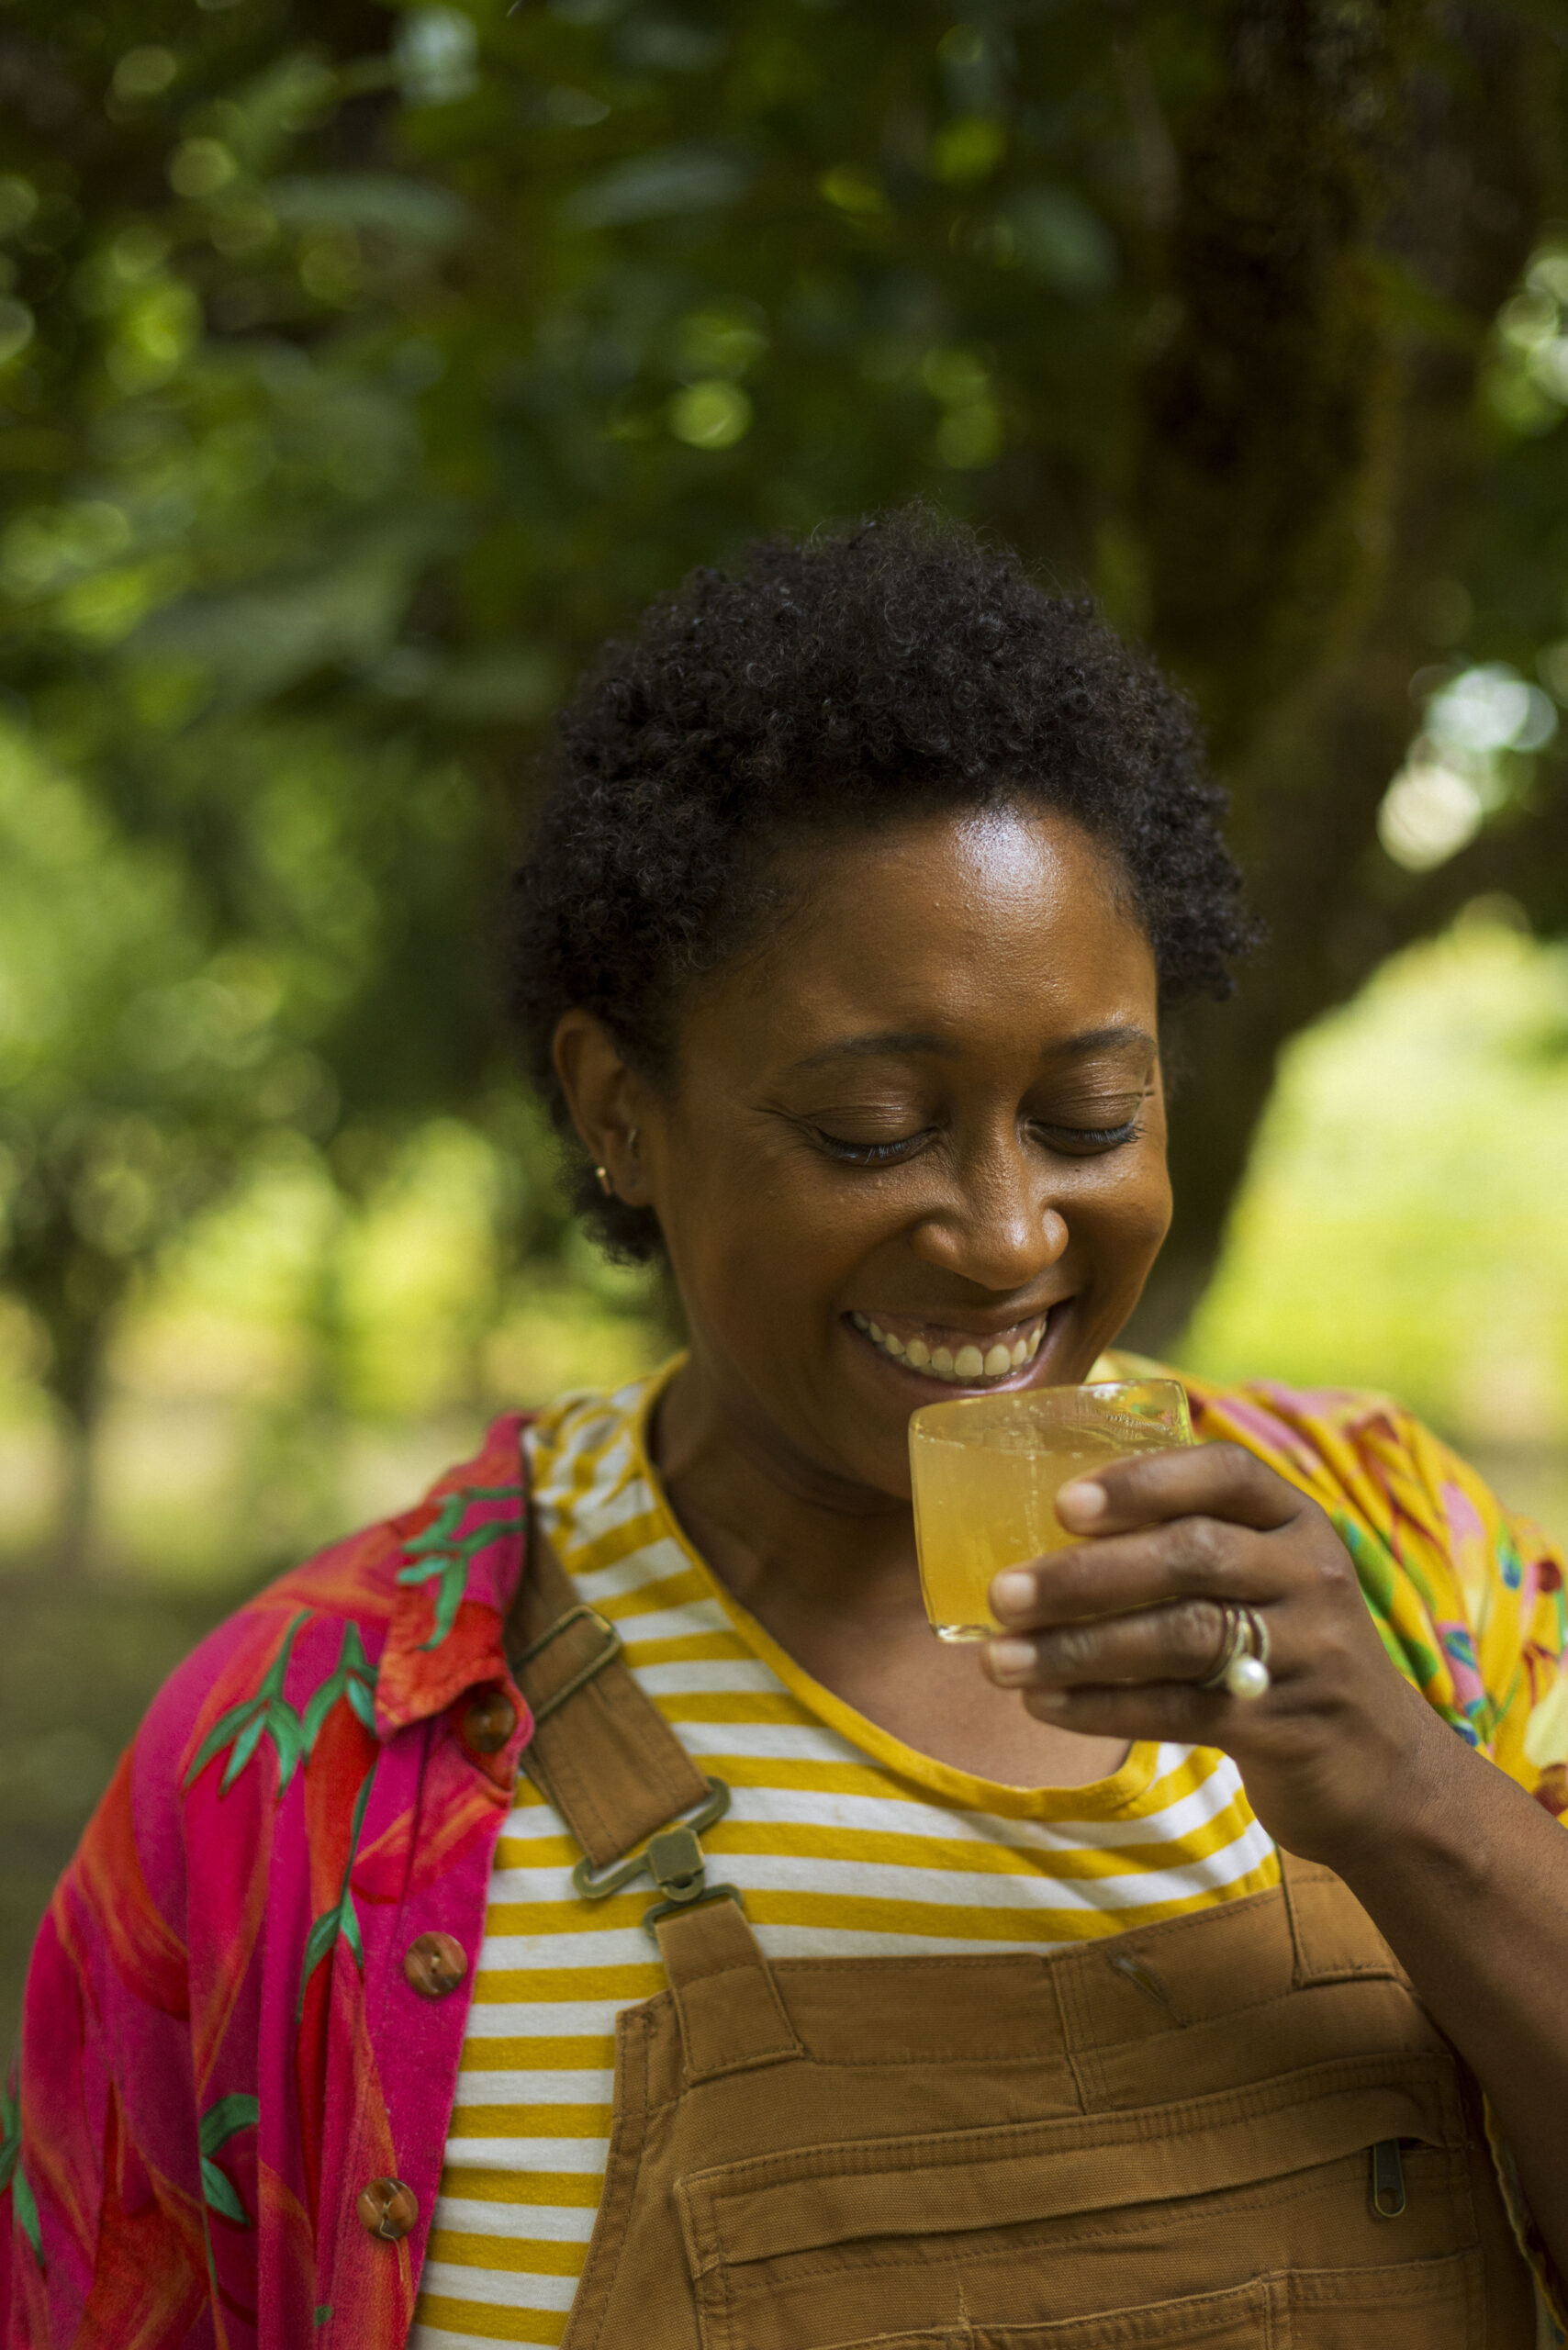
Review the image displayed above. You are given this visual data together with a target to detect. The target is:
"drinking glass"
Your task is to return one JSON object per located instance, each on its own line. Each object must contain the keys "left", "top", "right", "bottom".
{"left": 909, "top": 1378, "right": 1193, "bottom": 1641}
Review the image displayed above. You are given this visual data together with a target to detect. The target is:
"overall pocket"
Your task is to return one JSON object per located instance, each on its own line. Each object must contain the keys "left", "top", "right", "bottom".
{"left": 820, "top": 2251, "right": 1484, "bottom": 2350}
{"left": 676, "top": 2053, "right": 1483, "bottom": 2350}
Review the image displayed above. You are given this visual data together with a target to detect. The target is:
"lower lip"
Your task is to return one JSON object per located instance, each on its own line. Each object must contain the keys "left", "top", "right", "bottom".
{"left": 845, "top": 1307, "right": 1063, "bottom": 1394}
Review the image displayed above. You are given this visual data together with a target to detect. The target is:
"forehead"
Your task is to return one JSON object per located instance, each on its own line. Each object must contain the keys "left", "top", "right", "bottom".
{"left": 691, "top": 804, "right": 1157, "bottom": 1065}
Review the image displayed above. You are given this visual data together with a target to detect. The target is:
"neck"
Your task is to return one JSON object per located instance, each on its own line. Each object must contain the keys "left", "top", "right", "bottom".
{"left": 650, "top": 1351, "right": 924, "bottom": 1633}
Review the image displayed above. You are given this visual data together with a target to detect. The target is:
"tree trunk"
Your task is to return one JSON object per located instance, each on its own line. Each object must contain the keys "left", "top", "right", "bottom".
{"left": 1121, "top": 2, "right": 1553, "bottom": 1352}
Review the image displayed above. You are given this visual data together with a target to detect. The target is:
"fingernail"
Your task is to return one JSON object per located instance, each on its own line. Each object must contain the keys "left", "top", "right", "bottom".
{"left": 991, "top": 1570, "right": 1036, "bottom": 1618}
{"left": 988, "top": 1639, "right": 1036, "bottom": 1684}
{"left": 1030, "top": 1686, "right": 1068, "bottom": 1711}
{"left": 1058, "top": 1479, "right": 1106, "bottom": 1523}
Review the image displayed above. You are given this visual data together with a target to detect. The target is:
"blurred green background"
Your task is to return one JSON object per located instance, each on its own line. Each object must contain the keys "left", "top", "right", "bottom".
{"left": 3, "top": 0, "right": 1568, "bottom": 2040}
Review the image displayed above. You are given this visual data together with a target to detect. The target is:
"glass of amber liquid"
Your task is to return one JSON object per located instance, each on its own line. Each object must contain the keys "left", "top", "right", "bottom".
{"left": 909, "top": 1379, "right": 1193, "bottom": 1641}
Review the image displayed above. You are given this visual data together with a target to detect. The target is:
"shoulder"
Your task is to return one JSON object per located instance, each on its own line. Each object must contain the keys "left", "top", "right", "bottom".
{"left": 61, "top": 1410, "right": 535, "bottom": 1964}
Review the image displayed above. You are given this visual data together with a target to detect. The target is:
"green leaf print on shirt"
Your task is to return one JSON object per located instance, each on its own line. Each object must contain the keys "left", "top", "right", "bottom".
{"left": 184, "top": 1611, "right": 312, "bottom": 1796}
{"left": 199, "top": 2093, "right": 259, "bottom": 2229}
{"left": 300, "top": 1621, "right": 378, "bottom": 1754}
{"left": 1, "top": 2072, "right": 43, "bottom": 2272}
{"left": 297, "top": 1762, "right": 376, "bottom": 2017}
{"left": 397, "top": 1483, "right": 526, "bottom": 1648}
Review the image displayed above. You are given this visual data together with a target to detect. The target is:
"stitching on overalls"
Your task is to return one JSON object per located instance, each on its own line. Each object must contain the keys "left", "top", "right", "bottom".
{"left": 710, "top": 2143, "right": 1476, "bottom": 2300}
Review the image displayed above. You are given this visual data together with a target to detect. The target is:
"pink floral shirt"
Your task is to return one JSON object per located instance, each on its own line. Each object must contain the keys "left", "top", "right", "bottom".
{"left": 3, "top": 1373, "right": 1565, "bottom": 2344}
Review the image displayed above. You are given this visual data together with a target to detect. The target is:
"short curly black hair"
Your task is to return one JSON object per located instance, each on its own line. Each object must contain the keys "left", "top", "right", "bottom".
{"left": 507, "top": 503, "right": 1253, "bottom": 1261}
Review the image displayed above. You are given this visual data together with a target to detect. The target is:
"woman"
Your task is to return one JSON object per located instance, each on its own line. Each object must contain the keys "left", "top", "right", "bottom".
{"left": 5, "top": 509, "right": 1566, "bottom": 2349}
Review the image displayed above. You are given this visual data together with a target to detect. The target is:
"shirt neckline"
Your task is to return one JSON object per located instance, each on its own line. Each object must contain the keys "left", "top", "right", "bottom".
{"left": 590, "top": 1355, "right": 1166, "bottom": 1825}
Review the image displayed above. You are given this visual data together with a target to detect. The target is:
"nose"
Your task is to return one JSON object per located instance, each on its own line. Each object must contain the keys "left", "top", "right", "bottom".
{"left": 908, "top": 1135, "right": 1069, "bottom": 1294}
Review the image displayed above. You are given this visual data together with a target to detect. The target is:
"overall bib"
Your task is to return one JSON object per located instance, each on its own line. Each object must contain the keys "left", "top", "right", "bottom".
{"left": 509, "top": 1542, "right": 1540, "bottom": 2350}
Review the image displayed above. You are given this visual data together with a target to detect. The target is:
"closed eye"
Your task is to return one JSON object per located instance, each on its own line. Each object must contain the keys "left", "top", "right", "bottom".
{"left": 813, "top": 1128, "right": 933, "bottom": 1166}
{"left": 1033, "top": 1117, "right": 1142, "bottom": 1154}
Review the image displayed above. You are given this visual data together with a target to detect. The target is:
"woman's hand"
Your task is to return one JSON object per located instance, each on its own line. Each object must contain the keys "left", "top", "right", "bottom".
{"left": 981, "top": 1441, "right": 1442, "bottom": 1866}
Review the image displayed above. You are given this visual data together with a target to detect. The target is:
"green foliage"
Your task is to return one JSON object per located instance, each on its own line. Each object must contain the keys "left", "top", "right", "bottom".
{"left": 0, "top": 0, "right": 1565, "bottom": 1515}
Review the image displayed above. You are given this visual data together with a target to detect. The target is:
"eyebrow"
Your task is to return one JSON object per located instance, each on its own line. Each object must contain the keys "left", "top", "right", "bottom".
{"left": 783, "top": 1022, "right": 1156, "bottom": 1074}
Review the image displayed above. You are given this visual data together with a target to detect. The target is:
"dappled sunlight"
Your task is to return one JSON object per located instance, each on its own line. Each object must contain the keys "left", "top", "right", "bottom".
{"left": 1187, "top": 910, "right": 1568, "bottom": 1542}
{"left": 0, "top": 1113, "right": 667, "bottom": 1589}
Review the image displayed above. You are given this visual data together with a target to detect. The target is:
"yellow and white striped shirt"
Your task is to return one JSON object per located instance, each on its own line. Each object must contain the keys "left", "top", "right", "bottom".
{"left": 409, "top": 1368, "right": 1279, "bottom": 2350}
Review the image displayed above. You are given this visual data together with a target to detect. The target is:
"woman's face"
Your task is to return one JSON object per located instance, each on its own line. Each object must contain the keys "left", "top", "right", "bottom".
{"left": 565, "top": 804, "right": 1171, "bottom": 1506}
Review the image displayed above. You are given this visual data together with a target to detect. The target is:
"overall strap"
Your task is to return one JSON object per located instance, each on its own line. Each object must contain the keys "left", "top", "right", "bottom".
{"left": 506, "top": 1523, "right": 711, "bottom": 1866}
{"left": 654, "top": 1897, "right": 804, "bottom": 2077}
{"left": 503, "top": 1505, "right": 801, "bottom": 2074}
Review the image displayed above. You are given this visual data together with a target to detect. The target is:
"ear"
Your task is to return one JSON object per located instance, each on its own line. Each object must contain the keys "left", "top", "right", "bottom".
{"left": 552, "top": 1011, "right": 651, "bottom": 1203}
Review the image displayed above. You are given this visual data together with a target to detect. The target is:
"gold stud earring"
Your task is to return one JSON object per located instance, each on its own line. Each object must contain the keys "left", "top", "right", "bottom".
{"left": 595, "top": 1164, "right": 613, "bottom": 1197}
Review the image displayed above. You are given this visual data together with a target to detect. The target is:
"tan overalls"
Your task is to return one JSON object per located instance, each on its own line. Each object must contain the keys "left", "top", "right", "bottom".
{"left": 510, "top": 1543, "right": 1540, "bottom": 2349}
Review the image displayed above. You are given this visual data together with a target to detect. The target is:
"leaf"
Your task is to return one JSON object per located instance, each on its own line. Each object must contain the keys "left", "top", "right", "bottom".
{"left": 11, "top": 2165, "right": 43, "bottom": 2269}
{"left": 200, "top": 2155, "right": 250, "bottom": 2229}
{"left": 219, "top": 1708, "right": 268, "bottom": 1792}
{"left": 0, "top": 2071, "right": 19, "bottom": 2191}
{"left": 301, "top": 1675, "right": 342, "bottom": 1753}
{"left": 297, "top": 1761, "right": 376, "bottom": 2014}
{"left": 187, "top": 1613, "right": 315, "bottom": 1794}
{"left": 301, "top": 1621, "right": 379, "bottom": 1755}
{"left": 184, "top": 1697, "right": 264, "bottom": 1790}
{"left": 198, "top": 2093, "right": 259, "bottom": 2157}
{"left": 267, "top": 1701, "right": 307, "bottom": 1793}
{"left": 424, "top": 1556, "right": 469, "bottom": 1649}
{"left": 400, "top": 1490, "right": 527, "bottom": 1651}
{"left": 562, "top": 143, "right": 750, "bottom": 229}
{"left": 340, "top": 1621, "right": 373, "bottom": 1677}
{"left": 348, "top": 1760, "right": 375, "bottom": 1843}
{"left": 297, "top": 1908, "right": 343, "bottom": 2014}
{"left": 338, "top": 1888, "right": 364, "bottom": 1969}
{"left": 401, "top": 1492, "right": 467, "bottom": 1561}
{"left": 256, "top": 1611, "right": 312, "bottom": 1703}
{"left": 265, "top": 173, "right": 471, "bottom": 246}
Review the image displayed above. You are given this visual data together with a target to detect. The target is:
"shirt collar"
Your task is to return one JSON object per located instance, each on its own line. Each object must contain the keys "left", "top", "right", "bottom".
{"left": 374, "top": 1411, "right": 532, "bottom": 1738}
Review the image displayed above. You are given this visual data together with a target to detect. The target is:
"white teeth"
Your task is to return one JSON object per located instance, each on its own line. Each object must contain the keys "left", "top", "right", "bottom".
{"left": 853, "top": 1314, "right": 1048, "bottom": 1383}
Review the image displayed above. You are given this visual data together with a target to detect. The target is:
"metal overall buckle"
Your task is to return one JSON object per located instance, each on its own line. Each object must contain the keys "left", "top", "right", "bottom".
{"left": 515, "top": 1603, "right": 622, "bottom": 1725}
{"left": 570, "top": 1776, "right": 736, "bottom": 1939}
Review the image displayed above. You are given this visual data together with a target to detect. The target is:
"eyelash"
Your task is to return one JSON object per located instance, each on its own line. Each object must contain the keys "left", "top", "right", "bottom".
{"left": 815, "top": 1119, "right": 1142, "bottom": 1166}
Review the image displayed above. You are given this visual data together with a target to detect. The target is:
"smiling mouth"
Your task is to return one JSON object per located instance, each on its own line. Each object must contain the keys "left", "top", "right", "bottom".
{"left": 847, "top": 1307, "right": 1053, "bottom": 1386}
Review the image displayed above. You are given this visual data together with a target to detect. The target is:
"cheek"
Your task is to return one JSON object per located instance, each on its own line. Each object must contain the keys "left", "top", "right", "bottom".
{"left": 658, "top": 1118, "right": 837, "bottom": 1310}
{"left": 1073, "top": 1144, "right": 1171, "bottom": 1267}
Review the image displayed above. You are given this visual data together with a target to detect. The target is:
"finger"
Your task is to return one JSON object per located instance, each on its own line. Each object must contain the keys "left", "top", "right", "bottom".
{"left": 991, "top": 1515, "right": 1293, "bottom": 1629}
{"left": 1055, "top": 1440, "right": 1308, "bottom": 1539}
{"left": 985, "top": 1595, "right": 1258, "bottom": 1691}
{"left": 1013, "top": 1678, "right": 1261, "bottom": 1741}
